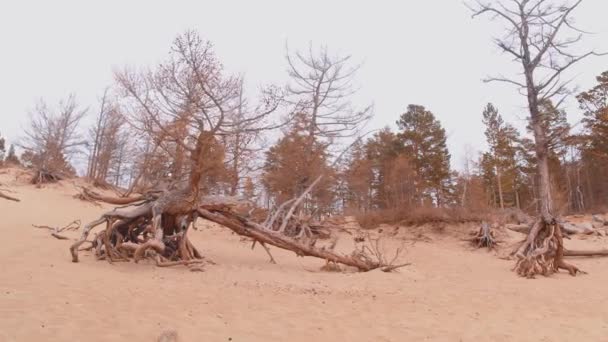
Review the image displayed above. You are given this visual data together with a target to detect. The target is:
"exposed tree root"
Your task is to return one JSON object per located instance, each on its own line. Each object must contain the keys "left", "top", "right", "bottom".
{"left": 466, "top": 223, "right": 498, "bottom": 250}
{"left": 513, "top": 218, "right": 583, "bottom": 278}
{"left": 31, "top": 169, "right": 64, "bottom": 186}
{"left": 68, "top": 188, "right": 407, "bottom": 272}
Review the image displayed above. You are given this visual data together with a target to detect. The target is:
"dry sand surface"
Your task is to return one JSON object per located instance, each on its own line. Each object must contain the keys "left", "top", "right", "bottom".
{"left": 2, "top": 169, "right": 608, "bottom": 341}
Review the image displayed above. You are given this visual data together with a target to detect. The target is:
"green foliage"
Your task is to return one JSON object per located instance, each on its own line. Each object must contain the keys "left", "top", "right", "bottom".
{"left": 396, "top": 105, "right": 451, "bottom": 204}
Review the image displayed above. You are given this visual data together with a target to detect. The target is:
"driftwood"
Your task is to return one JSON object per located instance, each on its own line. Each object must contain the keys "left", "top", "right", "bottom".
{"left": 564, "top": 249, "right": 608, "bottom": 257}
{"left": 33, "top": 220, "right": 80, "bottom": 240}
{"left": 0, "top": 190, "right": 20, "bottom": 202}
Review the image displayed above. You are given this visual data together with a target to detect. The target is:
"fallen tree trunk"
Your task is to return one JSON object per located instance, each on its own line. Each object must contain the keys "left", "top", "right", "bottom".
{"left": 506, "top": 223, "right": 532, "bottom": 234}
{"left": 70, "top": 186, "right": 407, "bottom": 272}
{"left": 78, "top": 188, "right": 151, "bottom": 205}
{"left": 507, "top": 220, "right": 597, "bottom": 235}
{"left": 197, "top": 208, "right": 399, "bottom": 272}
{"left": 564, "top": 249, "right": 608, "bottom": 257}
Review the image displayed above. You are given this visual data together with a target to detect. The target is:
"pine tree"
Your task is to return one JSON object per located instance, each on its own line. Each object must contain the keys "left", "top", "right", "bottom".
{"left": 576, "top": 70, "right": 608, "bottom": 207}
{"left": 481, "top": 103, "right": 520, "bottom": 209}
{"left": 396, "top": 105, "right": 451, "bottom": 205}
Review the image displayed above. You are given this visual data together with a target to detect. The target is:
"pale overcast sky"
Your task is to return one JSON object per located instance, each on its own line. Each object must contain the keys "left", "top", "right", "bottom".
{"left": 1, "top": 1, "right": 607, "bottom": 170}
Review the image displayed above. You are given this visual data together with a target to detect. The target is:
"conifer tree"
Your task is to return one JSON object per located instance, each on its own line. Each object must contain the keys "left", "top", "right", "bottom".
{"left": 396, "top": 105, "right": 451, "bottom": 205}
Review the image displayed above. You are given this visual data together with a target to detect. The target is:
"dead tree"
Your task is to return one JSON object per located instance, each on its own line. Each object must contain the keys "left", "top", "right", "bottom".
{"left": 70, "top": 186, "right": 405, "bottom": 271}
{"left": 20, "top": 95, "right": 87, "bottom": 184}
{"left": 467, "top": 222, "right": 498, "bottom": 250}
{"left": 86, "top": 89, "right": 128, "bottom": 186}
{"left": 286, "top": 43, "right": 373, "bottom": 143}
{"left": 470, "top": 0, "right": 605, "bottom": 277}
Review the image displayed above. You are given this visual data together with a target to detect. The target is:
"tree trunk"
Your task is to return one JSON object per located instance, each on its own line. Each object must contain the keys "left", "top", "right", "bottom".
{"left": 496, "top": 167, "right": 504, "bottom": 209}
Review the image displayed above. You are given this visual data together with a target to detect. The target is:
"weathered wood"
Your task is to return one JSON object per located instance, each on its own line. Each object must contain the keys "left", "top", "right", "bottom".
{"left": 466, "top": 223, "right": 497, "bottom": 249}
{"left": 564, "top": 249, "right": 608, "bottom": 257}
{"left": 79, "top": 188, "right": 150, "bottom": 205}
{"left": 509, "top": 220, "right": 597, "bottom": 235}
{"left": 197, "top": 208, "right": 385, "bottom": 271}
{"left": 0, "top": 191, "right": 20, "bottom": 202}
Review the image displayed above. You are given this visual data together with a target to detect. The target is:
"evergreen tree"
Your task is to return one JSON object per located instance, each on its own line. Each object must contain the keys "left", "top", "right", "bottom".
{"left": 481, "top": 103, "right": 520, "bottom": 209}
{"left": 262, "top": 115, "right": 335, "bottom": 214}
{"left": 576, "top": 71, "right": 608, "bottom": 207}
{"left": 396, "top": 105, "right": 451, "bottom": 205}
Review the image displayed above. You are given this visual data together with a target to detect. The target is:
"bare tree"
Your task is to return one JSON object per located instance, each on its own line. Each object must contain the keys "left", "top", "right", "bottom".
{"left": 72, "top": 30, "right": 281, "bottom": 261}
{"left": 21, "top": 94, "right": 87, "bottom": 183}
{"left": 222, "top": 79, "right": 283, "bottom": 196}
{"left": 286, "top": 43, "right": 373, "bottom": 145}
{"left": 86, "top": 89, "right": 128, "bottom": 186}
{"left": 470, "top": 0, "right": 605, "bottom": 277}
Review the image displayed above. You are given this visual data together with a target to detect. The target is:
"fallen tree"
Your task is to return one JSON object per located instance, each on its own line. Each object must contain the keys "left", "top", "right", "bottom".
{"left": 70, "top": 185, "right": 406, "bottom": 272}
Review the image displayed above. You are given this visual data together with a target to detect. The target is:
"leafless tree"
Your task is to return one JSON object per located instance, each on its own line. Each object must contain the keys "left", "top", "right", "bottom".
{"left": 470, "top": 0, "right": 605, "bottom": 277}
{"left": 86, "top": 89, "right": 128, "bottom": 186}
{"left": 222, "top": 78, "right": 284, "bottom": 196}
{"left": 72, "top": 30, "right": 282, "bottom": 261}
{"left": 21, "top": 94, "right": 87, "bottom": 182}
{"left": 286, "top": 43, "right": 373, "bottom": 145}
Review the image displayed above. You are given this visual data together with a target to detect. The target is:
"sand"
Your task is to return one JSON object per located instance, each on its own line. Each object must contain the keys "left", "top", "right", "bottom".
{"left": 1, "top": 170, "right": 608, "bottom": 341}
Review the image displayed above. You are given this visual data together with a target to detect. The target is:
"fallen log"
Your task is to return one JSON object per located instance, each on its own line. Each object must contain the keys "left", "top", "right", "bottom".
{"left": 197, "top": 208, "right": 404, "bottom": 272}
{"left": 508, "top": 220, "right": 597, "bottom": 235}
{"left": 564, "top": 249, "right": 608, "bottom": 257}
{"left": 561, "top": 222, "right": 595, "bottom": 235}
{"left": 77, "top": 188, "right": 151, "bottom": 205}
{"left": 506, "top": 223, "right": 532, "bottom": 234}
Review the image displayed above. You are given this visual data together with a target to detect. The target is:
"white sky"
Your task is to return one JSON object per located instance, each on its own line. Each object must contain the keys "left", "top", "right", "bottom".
{"left": 1, "top": 0, "right": 607, "bottom": 170}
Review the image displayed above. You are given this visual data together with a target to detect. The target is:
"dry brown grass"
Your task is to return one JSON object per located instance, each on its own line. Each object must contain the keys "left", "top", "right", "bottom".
{"left": 355, "top": 206, "right": 486, "bottom": 229}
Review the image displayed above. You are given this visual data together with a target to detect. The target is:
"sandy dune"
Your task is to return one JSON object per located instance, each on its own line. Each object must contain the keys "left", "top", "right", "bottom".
{"left": 1, "top": 172, "right": 608, "bottom": 341}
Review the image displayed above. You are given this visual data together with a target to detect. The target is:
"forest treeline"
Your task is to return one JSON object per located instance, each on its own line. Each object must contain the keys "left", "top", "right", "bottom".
{"left": 1, "top": 31, "right": 607, "bottom": 225}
